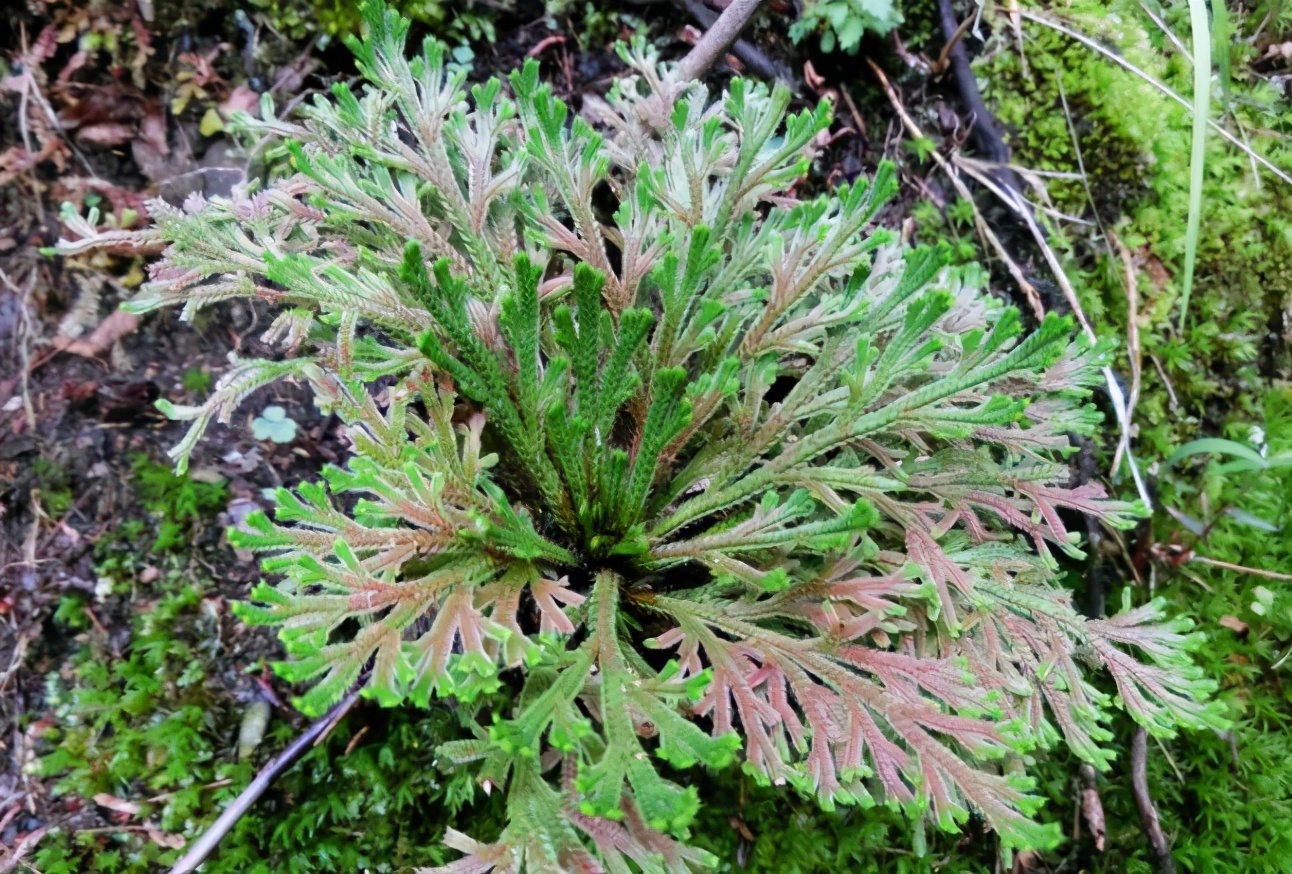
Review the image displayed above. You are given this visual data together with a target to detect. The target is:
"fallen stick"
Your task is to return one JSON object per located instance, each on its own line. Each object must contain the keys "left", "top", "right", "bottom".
{"left": 1131, "top": 726, "right": 1178, "bottom": 874}
{"left": 677, "top": 0, "right": 792, "bottom": 84}
{"left": 936, "top": 0, "right": 1025, "bottom": 196}
{"left": 675, "top": 0, "right": 771, "bottom": 84}
{"left": 168, "top": 688, "right": 363, "bottom": 874}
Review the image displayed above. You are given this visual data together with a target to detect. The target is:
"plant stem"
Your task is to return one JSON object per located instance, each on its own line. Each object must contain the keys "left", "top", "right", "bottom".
{"left": 1176, "top": 0, "right": 1212, "bottom": 330}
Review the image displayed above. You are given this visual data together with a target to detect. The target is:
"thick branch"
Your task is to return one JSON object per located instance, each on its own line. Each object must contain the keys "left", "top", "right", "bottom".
{"left": 675, "top": 0, "right": 772, "bottom": 83}
{"left": 937, "top": 0, "right": 1017, "bottom": 178}
{"left": 677, "top": 0, "right": 792, "bottom": 84}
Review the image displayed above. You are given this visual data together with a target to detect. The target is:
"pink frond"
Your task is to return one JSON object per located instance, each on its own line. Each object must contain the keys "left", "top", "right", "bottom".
{"left": 532, "top": 575, "right": 586, "bottom": 635}
{"left": 906, "top": 528, "right": 975, "bottom": 627}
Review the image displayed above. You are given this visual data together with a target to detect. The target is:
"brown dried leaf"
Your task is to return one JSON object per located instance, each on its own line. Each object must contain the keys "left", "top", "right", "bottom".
{"left": 803, "top": 59, "right": 826, "bottom": 92}
{"left": 1219, "top": 615, "right": 1250, "bottom": 634}
{"left": 93, "top": 793, "right": 141, "bottom": 815}
{"left": 143, "top": 823, "right": 186, "bottom": 850}
{"left": 139, "top": 110, "right": 169, "bottom": 156}
{"left": 220, "top": 84, "right": 261, "bottom": 116}
{"left": 59, "top": 310, "right": 139, "bottom": 358}
{"left": 0, "top": 826, "right": 47, "bottom": 874}
{"left": 271, "top": 53, "right": 320, "bottom": 96}
{"left": 75, "top": 123, "right": 136, "bottom": 147}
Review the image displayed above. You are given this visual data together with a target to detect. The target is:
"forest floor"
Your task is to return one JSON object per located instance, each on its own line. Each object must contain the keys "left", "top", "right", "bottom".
{"left": 2, "top": 1, "right": 1291, "bottom": 872}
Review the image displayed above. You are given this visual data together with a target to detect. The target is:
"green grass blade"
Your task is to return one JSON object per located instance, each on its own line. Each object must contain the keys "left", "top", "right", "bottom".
{"left": 1213, "top": 0, "right": 1231, "bottom": 101}
{"left": 1177, "top": 0, "right": 1212, "bottom": 329}
{"left": 1166, "top": 437, "right": 1266, "bottom": 468}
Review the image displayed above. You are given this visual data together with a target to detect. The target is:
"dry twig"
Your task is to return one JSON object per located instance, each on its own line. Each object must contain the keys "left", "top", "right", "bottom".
{"left": 1109, "top": 232, "right": 1143, "bottom": 474}
{"left": 867, "top": 59, "right": 1045, "bottom": 320}
{"left": 1131, "top": 726, "right": 1178, "bottom": 874}
{"left": 1078, "top": 763, "right": 1106, "bottom": 851}
{"left": 168, "top": 688, "right": 363, "bottom": 874}
{"left": 675, "top": 0, "right": 772, "bottom": 84}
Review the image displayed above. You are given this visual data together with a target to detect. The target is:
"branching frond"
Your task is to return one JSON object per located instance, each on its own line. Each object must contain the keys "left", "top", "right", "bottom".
{"left": 57, "top": 1, "right": 1223, "bottom": 866}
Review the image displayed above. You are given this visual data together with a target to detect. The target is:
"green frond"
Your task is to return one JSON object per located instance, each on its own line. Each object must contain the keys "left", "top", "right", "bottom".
{"left": 54, "top": 2, "right": 1215, "bottom": 866}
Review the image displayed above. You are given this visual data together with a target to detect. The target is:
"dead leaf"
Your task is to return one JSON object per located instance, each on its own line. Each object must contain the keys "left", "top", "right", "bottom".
{"left": 221, "top": 85, "right": 261, "bottom": 117}
{"left": 139, "top": 110, "right": 169, "bottom": 156}
{"left": 159, "top": 166, "right": 245, "bottom": 207}
{"left": 270, "top": 54, "right": 320, "bottom": 96}
{"left": 58, "top": 310, "right": 139, "bottom": 358}
{"left": 93, "top": 793, "right": 142, "bottom": 815}
{"left": 132, "top": 107, "right": 199, "bottom": 186}
{"left": 143, "top": 823, "right": 186, "bottom": 850}
{"left": 1013, "top": 850, "right": 1044, "bottom": 872}
{"left": 189, "top": 467, "right": 227, "bottom": 484}
{"left": 0, "top": 827, "right": 48, "bottom": 874}
{"left": 1219, "top": 615, "right": 1250, "bottom": 634}
{"left": 804, "top": 59, "right": 826, "bottom": 92}
{"left": 58, "top": 83, "right": 146, "bottom": 130}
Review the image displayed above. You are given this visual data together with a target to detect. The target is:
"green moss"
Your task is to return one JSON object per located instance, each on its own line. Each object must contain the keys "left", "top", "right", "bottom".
{"left": 32, "top": 457, "right": 74, "bottom": 520}
{"left": 690, "top": 771, "right": 998, "bottom": 873}
{"left": 129, "top": 454, "right": 227, "bottom": 552}
{"left": 182, "top": 368, "right": 212, "bottom": 395}
{"left": 975, "top": 3, "right": 1292, "bottom": 461}
{"left": 35, "top": 563, "right": 505, "bottom": 874}
{"left": 247, "top": 0, "right": 501, "bottom": 43}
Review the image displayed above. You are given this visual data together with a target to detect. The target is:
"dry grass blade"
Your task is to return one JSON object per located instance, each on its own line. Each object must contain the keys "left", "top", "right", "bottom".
{"left": 1018, "top": 9, "right": 1292, "bottom": 187}
{"left": 1109, "top": 232, "right": 1143, "bottom": 475}
{"left": 1177, "top": 0, "right": 1212, "bottom": 329}
{"left": 866, "top": 59, "right": 1046, "bottom": 320}
{"left": 952, "top": 142, "right": 1152, "bottom": 511}
{"left": 1189, "top": 556, "right": 1292, "bottom": 581}
{"left": 1139, "top": 0, "right": 1192, "bottom": 61}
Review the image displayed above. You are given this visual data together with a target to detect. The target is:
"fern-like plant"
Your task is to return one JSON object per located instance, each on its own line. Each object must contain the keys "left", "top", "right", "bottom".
{"left": 59, "top": 4, "right": 1224, "bottom": 869}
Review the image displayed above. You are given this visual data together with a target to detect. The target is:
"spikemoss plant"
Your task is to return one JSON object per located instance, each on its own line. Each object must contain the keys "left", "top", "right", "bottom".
{"left": 58, "top": 3, "right": 1224, "bottom": 868}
